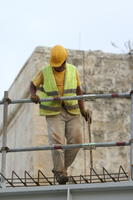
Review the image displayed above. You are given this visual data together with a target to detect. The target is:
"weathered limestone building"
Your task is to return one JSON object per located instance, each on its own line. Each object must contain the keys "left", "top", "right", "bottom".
{"left": 0, "top": 46, "right": 133, "bottom": 178}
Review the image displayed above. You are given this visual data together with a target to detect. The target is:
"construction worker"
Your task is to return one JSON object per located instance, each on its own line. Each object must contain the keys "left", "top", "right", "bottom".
{"left": 30, "top": 45, "right": 91, "bottom": 184}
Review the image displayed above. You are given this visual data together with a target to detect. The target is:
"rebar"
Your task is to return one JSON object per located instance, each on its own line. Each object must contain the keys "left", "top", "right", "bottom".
{"left": 0, "top": 166, "right": 128, "bottom": 188}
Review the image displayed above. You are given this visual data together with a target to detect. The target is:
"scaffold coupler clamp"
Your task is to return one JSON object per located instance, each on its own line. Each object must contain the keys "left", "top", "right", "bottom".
{"left": 0, "top": 146, "right": 10, "bottom": 153}
{"left": 83, "top": 145, "right": 96, "bottom": 151}
{"left": 129, "top": 139, "right": 133, "bottom": 144}
{"left": 130, "top": 89, "right": 133, "bottom": 96}
{"left": 2, "top": 97, "right": 12, "bottom": 104}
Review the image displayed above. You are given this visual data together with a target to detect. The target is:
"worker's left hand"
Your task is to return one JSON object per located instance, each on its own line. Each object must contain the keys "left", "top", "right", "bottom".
{"left": 81, "top": 109, "right": 92, "bottom": 123}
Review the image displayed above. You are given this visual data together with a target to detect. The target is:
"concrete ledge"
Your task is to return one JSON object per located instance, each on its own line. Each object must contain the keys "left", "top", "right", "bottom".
{"left": 0, "top": 181, "right": 133, "bottom": 200}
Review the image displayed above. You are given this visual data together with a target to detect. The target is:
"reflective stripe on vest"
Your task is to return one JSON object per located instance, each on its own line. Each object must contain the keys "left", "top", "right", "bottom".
{"left": 38, "top": 87, "right": 76, "bottom": 96}
{"left": 38, "top": 87, "right": 58, "bottom": 96}
{"left": 40, "top": 103, "right": 79, "bottom": 111}
{"left": 40, "top": 104, "right": 61, "bottom": 111}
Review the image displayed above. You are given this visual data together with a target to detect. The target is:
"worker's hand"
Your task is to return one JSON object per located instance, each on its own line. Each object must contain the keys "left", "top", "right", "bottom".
{"left": 81, "top": 109, "right": 92, "bottom": 123}
{"left": 30, "top": 94, "right": 40, "bottom": 104}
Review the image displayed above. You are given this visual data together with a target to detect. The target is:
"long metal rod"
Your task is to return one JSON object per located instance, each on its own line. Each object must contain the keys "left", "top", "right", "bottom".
{"left": 83, "top": 120, "right": 87, "bottom": 175}
{"left": 130, "top": 83, "right": 133, "bottom": 180}
{"left": 0, "top": 92, "right": 130, "bottom": 105}
{"left": 0, "top": 141, "right": 130, "bottom": 153}
{"left": 1, "top": 91, "right": 9, "bottom": 187}
{"left": 88, "top": 121, "right": 93, "bottom": 169}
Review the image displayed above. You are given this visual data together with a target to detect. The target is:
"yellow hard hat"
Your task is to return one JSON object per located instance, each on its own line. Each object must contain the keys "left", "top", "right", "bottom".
{"left": 50, "top": 45, "right": 68, "bottom": 67}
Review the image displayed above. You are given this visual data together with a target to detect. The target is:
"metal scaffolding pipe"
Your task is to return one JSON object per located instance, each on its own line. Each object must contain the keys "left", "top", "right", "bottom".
{"left": 1, "top": 91, "right": 8, "bottom": 187}
{"left": 130, "top": 83, "right": 133, "bottom": 180}
{"left": 0, "top": 141, "right": 130, "bottom": 153}
{"left": 0, "top": 92, "right": 130, "bottom": 105}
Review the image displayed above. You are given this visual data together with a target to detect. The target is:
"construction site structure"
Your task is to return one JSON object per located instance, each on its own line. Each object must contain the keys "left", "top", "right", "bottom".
{"left": 0, "top": 47, "right": 133, "bottom": 199}
{"left": 0, "top": 87, "right": 133, "bottom": 199}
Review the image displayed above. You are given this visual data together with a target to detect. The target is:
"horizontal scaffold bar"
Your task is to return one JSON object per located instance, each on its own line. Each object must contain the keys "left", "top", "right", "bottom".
{"left": 0, "top": 92, "right": 131, "bottom": 105}
{"left": 0, "top": 141, "right": 130, "bottom": 153}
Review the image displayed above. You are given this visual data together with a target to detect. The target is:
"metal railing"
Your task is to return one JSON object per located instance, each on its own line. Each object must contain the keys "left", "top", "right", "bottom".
{"left": 0, "top": 84, "right": 133, "bottom": 187}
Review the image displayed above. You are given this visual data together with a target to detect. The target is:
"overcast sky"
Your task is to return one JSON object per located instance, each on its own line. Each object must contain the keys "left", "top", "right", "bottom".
{"left": 0, "top": 0, "right": 133, "bottom": 99}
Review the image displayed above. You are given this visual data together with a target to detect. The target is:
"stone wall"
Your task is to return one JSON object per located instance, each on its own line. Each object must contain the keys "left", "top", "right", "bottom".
{"left": 0, "top": 47, "right": 133, "bottom": 178}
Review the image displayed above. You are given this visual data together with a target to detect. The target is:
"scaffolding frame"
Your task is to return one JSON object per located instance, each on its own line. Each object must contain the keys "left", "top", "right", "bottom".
{"left": 0, "top": 85, "right": 133, "bottom": 187}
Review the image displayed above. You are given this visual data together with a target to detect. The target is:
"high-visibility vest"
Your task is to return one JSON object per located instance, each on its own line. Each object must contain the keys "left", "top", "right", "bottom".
{"left": 37, "top": 63, "right": 80, "bottom": 116}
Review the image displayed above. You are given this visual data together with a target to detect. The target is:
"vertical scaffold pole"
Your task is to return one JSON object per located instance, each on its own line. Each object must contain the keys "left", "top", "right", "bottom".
{"left": 88, "top": 121, "right": 93, "bottom": 169}
{"left": 130, "top": 84, "right": 133, "bottom": 180}
{"left": 1, "top": 91, "right": 9, "bottom": 187}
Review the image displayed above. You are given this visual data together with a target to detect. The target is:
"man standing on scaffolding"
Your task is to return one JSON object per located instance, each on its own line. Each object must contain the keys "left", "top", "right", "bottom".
{"left": 30, "top": 45, "right": 91, "bottom": 184}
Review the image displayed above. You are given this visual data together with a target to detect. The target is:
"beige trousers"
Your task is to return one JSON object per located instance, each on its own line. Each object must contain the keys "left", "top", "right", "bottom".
{"left": 46, "top": 108, "right": 82, "bottom": 173}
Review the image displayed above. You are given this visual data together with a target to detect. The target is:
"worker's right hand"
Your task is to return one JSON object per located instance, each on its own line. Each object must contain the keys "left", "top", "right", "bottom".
{"left": 30, "top": 94, "right": 40, "bottom": 104}
{"left": 81, "top": 109, "right": 92, "bottom": 123}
